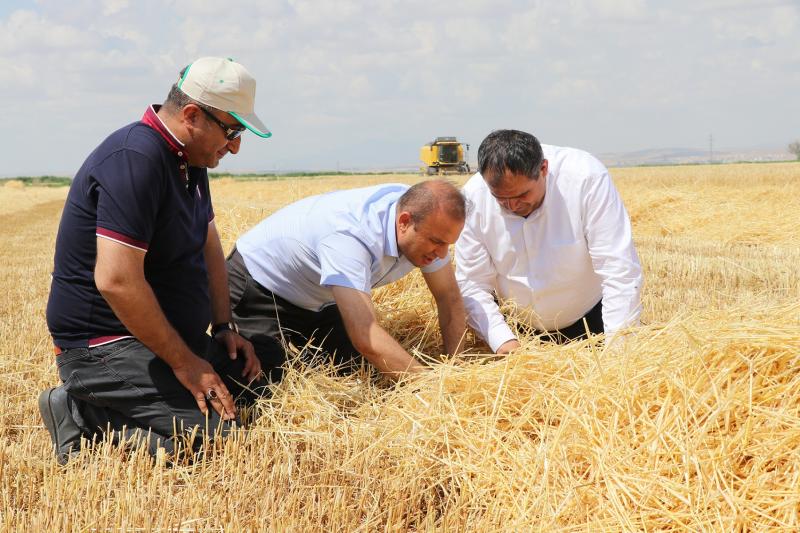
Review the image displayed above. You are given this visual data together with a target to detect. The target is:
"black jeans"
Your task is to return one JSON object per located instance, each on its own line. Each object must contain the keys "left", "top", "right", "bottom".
{"left": 227, "top": 249, "right": 362, "bottom": 382}
{"left": 56, "top": 337, "right": 267, "bottom": 457}
{"left": 537, "top": 299, "right": 604, "bottom": 344}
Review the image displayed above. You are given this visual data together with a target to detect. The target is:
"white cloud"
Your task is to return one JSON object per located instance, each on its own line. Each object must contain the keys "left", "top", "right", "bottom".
{"left": 102, "top": 0, "right": 129, "bottom": 16}
{"left": 288, "top": 0, "right": 360, "bottom": 25}
{"left": 710, "top": 3, "right": 799, "bottom": 43}
{"left": 0, "top": 0, "right": 799, "bottom": 175}
{"left": 588, "top": 0, "right": 647, "bottom": 20}
{"left": 503, "top": 7, "right": 546, "bottom": 52}
{"left": 98, "top": 26, "right": 149, "bottom": 47}
{"left": 0, "top": 56, "right": 35, "bottom": 87}
{"left": 545, "top": 78, "right": 600, "bottom": 101}
{"left": 0, "top": 9, "right": 91, "bottom": 52}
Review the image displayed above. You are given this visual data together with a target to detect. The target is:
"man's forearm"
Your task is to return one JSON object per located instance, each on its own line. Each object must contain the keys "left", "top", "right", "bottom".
{"left": 438, "top": 303, "right": 466, "bottom": 355}
{"left": 357, "top": 323, "right": 426, "bottom": 378}
{"left": 422, "top": 265, "right": 466, "bottom": 355}
{"left": 99, "top": 278, "right": 198, "bottom": 369}
{"left": 331, "top": 285, "right": 425, "bottom": 380}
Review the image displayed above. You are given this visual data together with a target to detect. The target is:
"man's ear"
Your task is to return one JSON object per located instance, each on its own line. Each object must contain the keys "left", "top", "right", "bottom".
{"left": 397, "top": 211, "right": 413, "bottom": 232}
{"left": 181, "top": 104, "right": 202, "bottom": 132}
{"left": 540, "top": 158, "right": 549, "bottom": 178}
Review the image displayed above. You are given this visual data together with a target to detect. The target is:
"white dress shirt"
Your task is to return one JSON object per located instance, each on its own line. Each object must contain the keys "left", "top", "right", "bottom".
{"left": 236, "top": 183, "right": 449, "bottom": 311}
{"left": 455, "top": 144, "right": 642, "bottom": 351}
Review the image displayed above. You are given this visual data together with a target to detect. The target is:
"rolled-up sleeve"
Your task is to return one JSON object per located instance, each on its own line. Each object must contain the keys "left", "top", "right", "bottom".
{"left": 455, "top": 213, "right": 517, "bottom": 352}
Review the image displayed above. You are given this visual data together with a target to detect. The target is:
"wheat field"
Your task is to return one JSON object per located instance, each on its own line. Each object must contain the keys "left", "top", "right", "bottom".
{"left": 1, "top": 162, "right": 799, "bottom": 531}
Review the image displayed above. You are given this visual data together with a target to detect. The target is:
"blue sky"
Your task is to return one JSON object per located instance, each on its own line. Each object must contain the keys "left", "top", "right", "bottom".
{"left": 1, "top": 0, "right": 798, "bottom": 176}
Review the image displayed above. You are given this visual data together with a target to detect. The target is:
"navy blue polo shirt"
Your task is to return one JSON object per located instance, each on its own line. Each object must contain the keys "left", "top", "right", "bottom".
{"left": 46, "top": 105, "right": 214, "bottom": 352}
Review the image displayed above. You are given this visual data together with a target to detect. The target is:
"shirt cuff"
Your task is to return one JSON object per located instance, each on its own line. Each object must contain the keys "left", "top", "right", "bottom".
{"left": 487, "top": 323, "right": 518, "bottom": 353}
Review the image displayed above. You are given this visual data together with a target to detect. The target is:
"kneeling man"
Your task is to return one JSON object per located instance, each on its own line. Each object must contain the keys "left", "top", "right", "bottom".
{"left": 456, "top": 130, "right": 643, "bottom": 353}
{"left": 228, "top": 180, "right": 466, "bottom": 379}
{"left": 42, "top": 57, "right": 271, "bottom": 463}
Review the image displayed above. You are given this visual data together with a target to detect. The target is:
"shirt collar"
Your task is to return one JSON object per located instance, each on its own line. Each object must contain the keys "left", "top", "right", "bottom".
{"left": 384, "top": 200, "right": 400, "bottom": 258}
{"left": 141, "top": 105, "right": 188, "bottom": 163}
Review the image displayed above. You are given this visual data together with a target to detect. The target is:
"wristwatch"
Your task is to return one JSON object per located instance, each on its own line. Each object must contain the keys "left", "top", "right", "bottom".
{"left": 211, "top": 321, "right": 238, "bottom": 337}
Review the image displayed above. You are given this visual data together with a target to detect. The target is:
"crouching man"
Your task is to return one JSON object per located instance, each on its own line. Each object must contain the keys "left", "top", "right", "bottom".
{"left": 227, "top": 180, "right": 467, "bottom": 381}
{"left": 456, "top": 130, "right": 643, "bottom": 352}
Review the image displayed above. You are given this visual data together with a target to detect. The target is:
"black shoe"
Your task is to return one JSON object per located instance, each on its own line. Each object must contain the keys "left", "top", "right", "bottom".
{"left": 38, "top": 386, "right": 83, "bottom": 465}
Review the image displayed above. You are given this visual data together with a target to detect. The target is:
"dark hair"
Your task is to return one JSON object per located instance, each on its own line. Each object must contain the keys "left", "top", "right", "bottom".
{"left": 162, "top": 83, "right": 195, "bottom": 112}
{"left": 477, "top": 130, "right": 544, "bottom": 185}
{"left": 398, "top": 180, "right": 466, "bottom": 225}
{"left": 162, "top": 65, "right": 207, "bottom": 113}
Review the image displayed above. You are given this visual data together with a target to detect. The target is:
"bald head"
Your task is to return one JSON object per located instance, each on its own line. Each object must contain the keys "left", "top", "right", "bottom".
{"left": 397, "top": 180, "right": 466, "bottom": 225}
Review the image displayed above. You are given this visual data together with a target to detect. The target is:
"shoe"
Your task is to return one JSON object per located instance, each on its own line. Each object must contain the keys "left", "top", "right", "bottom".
{"left": 38, "top": 386, "right": 83, "bottom": 465}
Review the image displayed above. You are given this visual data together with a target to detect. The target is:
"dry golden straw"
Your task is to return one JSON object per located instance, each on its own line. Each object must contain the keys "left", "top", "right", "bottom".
{"left": 1, "top": 163, "right": 798, "bottom": 530}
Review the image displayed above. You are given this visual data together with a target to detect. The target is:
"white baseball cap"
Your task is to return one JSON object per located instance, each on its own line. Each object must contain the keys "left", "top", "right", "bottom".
{"left": 178, "top": 57, "right": 271, "bottom": 138}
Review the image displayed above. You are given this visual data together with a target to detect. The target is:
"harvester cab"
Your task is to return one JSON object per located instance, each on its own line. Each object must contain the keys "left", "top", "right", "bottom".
{"left": 420, "top": 137, "right": 471, "bottom": 175}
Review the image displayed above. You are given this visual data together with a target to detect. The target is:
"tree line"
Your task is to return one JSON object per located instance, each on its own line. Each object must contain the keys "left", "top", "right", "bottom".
{"left": 790, "top": 141, "right": 800, "bottom": 160}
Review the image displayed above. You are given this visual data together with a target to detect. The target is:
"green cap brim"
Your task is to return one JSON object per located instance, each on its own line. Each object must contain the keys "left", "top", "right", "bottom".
{"left": 230, "top": 111, "right": 272, "bottom": 138}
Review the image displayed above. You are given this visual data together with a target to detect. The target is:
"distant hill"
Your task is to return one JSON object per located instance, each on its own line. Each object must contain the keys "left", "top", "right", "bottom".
{"left": 599, "top": 146, "right": 793, "bottom": 167}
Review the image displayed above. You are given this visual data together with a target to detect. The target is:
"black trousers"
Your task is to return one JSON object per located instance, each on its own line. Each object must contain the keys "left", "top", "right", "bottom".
{"left": 227, "top": 249, "right": 362, "bottom": 382}
{"left": 537, "top": 299, "right": 604, "bottom": 344}
{"left": 56, "top": 336, "right": 269, "bottom": 457}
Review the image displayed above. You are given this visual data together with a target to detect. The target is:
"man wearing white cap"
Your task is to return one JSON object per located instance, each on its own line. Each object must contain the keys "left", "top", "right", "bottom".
{"left": 40, "top": 57, "right": 272, "bottom": 463}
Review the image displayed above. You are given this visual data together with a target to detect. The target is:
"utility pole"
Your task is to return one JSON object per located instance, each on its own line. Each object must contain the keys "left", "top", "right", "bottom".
{"left": 708, "top": 133, "right": 713, "bottom": 164}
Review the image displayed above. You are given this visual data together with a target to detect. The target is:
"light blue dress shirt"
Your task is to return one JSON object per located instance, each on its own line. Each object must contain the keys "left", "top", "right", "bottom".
{"left": 236, "top": 183, "right": 450, "bottom": 311}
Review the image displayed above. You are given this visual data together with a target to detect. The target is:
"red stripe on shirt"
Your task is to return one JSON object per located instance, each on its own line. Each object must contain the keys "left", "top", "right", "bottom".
{"left": 96, "top": 227, "right": 149, "bottom": 251}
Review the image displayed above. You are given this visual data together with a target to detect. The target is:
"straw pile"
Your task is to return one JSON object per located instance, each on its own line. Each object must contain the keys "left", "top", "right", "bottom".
{"left": 1, "top": 164, "right": 799, "bottom": 530}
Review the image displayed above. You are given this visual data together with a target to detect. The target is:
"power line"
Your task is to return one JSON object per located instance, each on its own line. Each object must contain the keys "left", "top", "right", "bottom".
{"left": 709, "top": 133, "right": 713, "bottom": 164}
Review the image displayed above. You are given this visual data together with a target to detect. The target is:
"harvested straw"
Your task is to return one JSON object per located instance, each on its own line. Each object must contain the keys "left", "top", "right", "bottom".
{"left": 18, "top": 301, "right": 799, "bottom": 530}
{"left": 1, "top": 164, "right": 799, "bottom": 530}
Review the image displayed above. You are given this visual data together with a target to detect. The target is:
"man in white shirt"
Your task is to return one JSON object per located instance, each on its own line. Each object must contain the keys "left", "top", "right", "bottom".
{"left": 228, "top": 180, "right": 466, "bottom": 380}
{"left": 455, "top": 129, "right": 642, "bottom": 353}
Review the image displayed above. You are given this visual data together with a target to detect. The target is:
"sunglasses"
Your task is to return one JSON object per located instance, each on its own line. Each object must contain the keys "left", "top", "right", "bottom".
{"left": 197, "top": 105, "right": 246, "bottom": 141}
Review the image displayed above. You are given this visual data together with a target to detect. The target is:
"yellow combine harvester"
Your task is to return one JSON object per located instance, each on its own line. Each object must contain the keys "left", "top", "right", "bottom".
{"left": 419, "top": 137, "right": 471, "bottom": 175}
